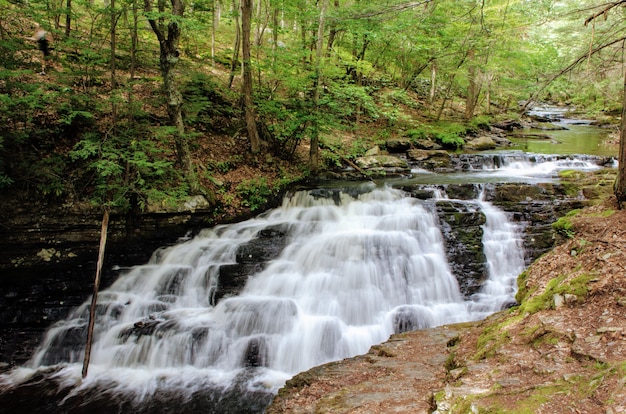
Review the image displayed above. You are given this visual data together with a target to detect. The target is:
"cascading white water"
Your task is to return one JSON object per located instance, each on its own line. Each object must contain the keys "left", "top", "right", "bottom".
{"left": 469, "top": 193, "right": 526, "bottom": 315}
{"left": 1, "top": 184, "right": 527, "bottom": 409}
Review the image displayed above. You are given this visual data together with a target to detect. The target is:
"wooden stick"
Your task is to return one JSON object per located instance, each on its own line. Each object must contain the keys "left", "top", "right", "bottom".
{"left": 82, "top": 208, "right": 110, "bottom": 378}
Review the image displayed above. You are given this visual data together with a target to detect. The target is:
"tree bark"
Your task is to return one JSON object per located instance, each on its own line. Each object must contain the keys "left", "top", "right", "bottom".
{"left": 615, "top": 68, "right": 626, "bottom": 208}
{"left": 65, "top": 0, "right": 72, "bottom": 38}
{"left": 310, "top": 0, "right": 328, "bottom": 175}
{"left": 325, "top": 0, "right": 339, "bottom": 56}
{"left": 110, "top": 0, "right": 117, "bottom": 126}
{"left": 228, "top": 0, "right": 241, "bottom": 89}
{"left": 465, "top": 48, "right": 478, "bottom": 120}
{"left": 241, "top": 0, "right": 262, "bottom": 153}
{"left": 429, "top": 60, "right": 437, "bottom": 105}
{"left": 81, "top": 209, "right": 109, "bottom": 378}
{"left": 144, "top": 0, "right": 195, "bottom": 187}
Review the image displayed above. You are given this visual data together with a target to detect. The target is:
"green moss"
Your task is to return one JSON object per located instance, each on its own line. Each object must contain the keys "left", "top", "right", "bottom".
{"left": 559, "top": 170, "right": 586, "bottom": 180}
{"left": 518, "top": 273, "right": 593, "bottom": 316}
{"left": 515, "top": 271, "right": 532, "bottom": 304}
{"left": 474, "top": 318, "right": 514, "bottom": 360}
{"left": 552, "top": 217, "right": 575, "bottom": 238}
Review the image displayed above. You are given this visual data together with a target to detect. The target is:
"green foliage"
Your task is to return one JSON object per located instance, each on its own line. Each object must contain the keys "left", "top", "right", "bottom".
{"left": 236, "top": 177, "right": 275, "bottom": 212}
{"left": 405, "top": 122, "right": 467, "bottom": 148}
{"left": 182, "top": 73, "right": 236, "bottom": 133}
{"left": 70, "top": 127, "right": 185, "bottom": 211}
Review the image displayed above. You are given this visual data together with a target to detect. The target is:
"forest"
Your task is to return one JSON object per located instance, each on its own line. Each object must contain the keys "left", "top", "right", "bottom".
{"left": 2, "top": 0, "right": 626, "bottom": 217}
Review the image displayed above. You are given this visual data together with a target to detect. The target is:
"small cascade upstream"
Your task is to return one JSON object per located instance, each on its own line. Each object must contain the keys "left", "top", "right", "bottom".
{"left": 0, "top": 184, "right": 528, "bottom": 412}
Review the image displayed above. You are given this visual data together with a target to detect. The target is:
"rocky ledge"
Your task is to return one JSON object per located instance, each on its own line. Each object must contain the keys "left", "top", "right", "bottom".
{"left": 267, "top": 200, "right": 626, "bottom": 413}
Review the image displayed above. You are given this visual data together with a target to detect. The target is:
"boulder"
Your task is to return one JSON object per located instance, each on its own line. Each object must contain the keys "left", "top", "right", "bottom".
{"left": 364, "top": 145, "right": 382, "bottom": 156}
{"left": 465, "top": 136, "right": 497, "bottom": 151}
{"left": 354, "top": 155, "right": 409, "bottom": 170}
{"left": 413, "top": 139, "right": 442, "bottom": 150}
{"left": 385, "top": 138, "right": 412, "bottom": 152}
{"left": 407, "top": 149, "right": 449, "bottom": 161}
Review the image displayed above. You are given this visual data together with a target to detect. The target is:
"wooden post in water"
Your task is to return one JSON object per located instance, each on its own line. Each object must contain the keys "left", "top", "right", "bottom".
{"left": 82, "top": 208, "right": 110, "bottom": 378}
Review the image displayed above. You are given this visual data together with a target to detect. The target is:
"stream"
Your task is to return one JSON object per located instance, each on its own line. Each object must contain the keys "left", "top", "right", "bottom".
{"left": 0, "top": 108, "right": 618, "bottom": 413}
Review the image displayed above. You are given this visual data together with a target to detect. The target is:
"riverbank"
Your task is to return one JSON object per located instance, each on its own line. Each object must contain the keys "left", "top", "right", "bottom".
{"left": 267, "top": 191, "right": 626, "bottom": 413}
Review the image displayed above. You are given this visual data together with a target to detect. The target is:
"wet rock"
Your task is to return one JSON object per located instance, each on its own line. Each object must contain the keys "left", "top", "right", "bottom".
{"left": 436, "top": 200, "right": 487, "bottom": 297}
{"left": 244, "top": 336, "right": 269, "bottom": 367}
{"left": 218, "top": 226, "right": 288, "bottom": 303}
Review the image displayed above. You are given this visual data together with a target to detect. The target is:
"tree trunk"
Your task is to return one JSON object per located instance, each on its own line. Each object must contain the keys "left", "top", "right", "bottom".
{"left": 228, "top": 0, "right": 241, "bottom": 89}
{"left": 110, "top": 0, "right": 117, "bottom": 126}
{"left": 211, "top": 0, "right": 217, "bottom": 66}
{"left": 325, "top": 0, "right": 339, "bottom": 56}
{"left": 65, "top": 0, "right": 72, "bottom": 38}
{"left": 241, "top": 0, "right": 262, "bottom": 153}
{"left": 615, "top": 68, "right": 626, "bottom": 208}
{"left": 271, "top": 2, "right": 278, "bottom": 69}
{"left": 144, "top": 0, "right": 195, "bottom": 188}
{"left": 465, "top": 48, "right": 478, "bottom": 120}
{"left": 310, "top": 0, "right": 328, "bottom": 175}
{"left": 429, "top": 60, "right": 437, "bottom": 105}
{"left": 81, "top": 209, "right": 109, "bottom": 378}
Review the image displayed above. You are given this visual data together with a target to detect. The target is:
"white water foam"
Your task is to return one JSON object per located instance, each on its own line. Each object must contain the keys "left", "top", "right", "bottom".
{"left": 2, "top": 185, "right": 526, "bottom": 401}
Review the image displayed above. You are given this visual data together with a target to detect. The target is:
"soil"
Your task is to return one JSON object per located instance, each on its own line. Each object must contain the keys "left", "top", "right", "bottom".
{"left": 268, "top": 197, "right": 626, "bottom": 413}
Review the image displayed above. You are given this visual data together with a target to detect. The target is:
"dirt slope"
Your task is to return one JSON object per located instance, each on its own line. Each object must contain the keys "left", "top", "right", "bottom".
{"left": 268, "top": 197, "right": 626, "bottom": 413}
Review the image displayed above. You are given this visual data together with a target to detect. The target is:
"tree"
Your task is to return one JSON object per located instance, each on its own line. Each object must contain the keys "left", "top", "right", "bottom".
{"left": 310, "top": 0, "right": 328, "bottom": 174}
{"left": 241, "top": 0, "right": 263, "bottom": 153}
{"left": 579, "top": 1, "right": 626, "bottom": 207}
{"left": 144, "top": 0, "right": 196, "bottom": 188}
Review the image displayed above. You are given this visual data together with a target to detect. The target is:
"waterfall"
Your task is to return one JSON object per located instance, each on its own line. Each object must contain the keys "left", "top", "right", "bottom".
{"left": 468, "top": 192, "right": 526, "bottom": 315}
{"left": 0, "top": 185, "right": 526, "bottom": 411}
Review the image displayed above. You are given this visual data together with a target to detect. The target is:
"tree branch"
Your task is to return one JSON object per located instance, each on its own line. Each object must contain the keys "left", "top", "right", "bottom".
{"left": 584, "top": 1, "right": 626, "bottom": 26}
{"left": 521, "top": 36, "right": 626, "bottom": 112}
{"left": 337, "top": 0, "right": 433, "bottom": 20}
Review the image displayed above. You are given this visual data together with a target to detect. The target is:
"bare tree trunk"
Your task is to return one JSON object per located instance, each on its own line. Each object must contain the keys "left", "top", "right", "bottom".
{"left": 241, "top": 0, "right": 262, "bottom": 153}
{"left": 310, "top": 0, "right": 328, "bottom": 175}
{"left": 465, "top": 48, "right": 478, "bottom": 120}
{"left": 429, "top": 60, "right": 437, "bottom": 105}
{"left": 271, "top": 1, "right": 278, "bottom": 69}
{"left": 110, "top": 0, "right": 117, "bottom": 125}
{"left": 82, "top": 209, "right": 110, "bottom": 378}
{"left": 485, "top": 72, "right": 494, "bottom": 114}
{"left": 128, "top": 0, "right": 138, "bottom": 112}
{"left": 325, "top": 0, "right": 339, "bottom": 56}
{"left": 144, "top": 0, "right": 195, "bottom": 189}
{"left": 228, "top": 0, "right": 241, "bottom": 89}
{"left": 211, "top": 0, "right": 219, "bottom": 66}
{"left": 615, "top": 68, "right": 626, "bottom": 208}
{"left": 65, "top": 0, "right": 72, "bottom": 38}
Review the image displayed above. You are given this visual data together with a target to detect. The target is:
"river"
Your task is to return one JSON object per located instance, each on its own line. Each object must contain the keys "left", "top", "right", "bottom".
{"left": 0, "top": 110, "right": 618, "bottom": 413}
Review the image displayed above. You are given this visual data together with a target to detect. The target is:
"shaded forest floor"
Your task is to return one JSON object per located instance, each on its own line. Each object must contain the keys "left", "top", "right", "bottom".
{"left": 268, "top": 190, "right": 626, "bottom": 413}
